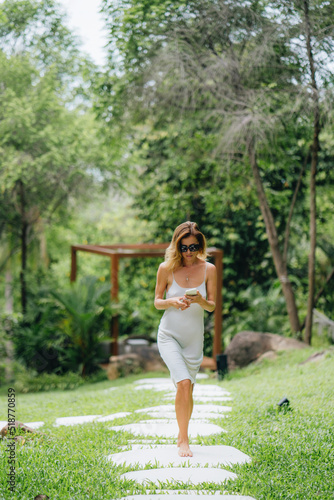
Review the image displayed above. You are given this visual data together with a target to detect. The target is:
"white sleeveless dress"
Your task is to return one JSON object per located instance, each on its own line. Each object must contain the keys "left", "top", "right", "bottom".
{"left": 157, "top": 265, "right": 207, "bottom": 386}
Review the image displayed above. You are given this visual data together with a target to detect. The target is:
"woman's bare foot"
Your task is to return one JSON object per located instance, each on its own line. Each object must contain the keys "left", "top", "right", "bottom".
{"left": 177, "top": 433, "right": 181, "bottom": 447}
{"left": 178, "top": 440, "right": 193, "bottom": 457}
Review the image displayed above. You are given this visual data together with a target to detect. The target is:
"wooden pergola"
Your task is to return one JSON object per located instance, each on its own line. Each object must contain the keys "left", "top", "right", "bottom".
{"left": 70, "top": 243, "right": 223, "bottom": 368}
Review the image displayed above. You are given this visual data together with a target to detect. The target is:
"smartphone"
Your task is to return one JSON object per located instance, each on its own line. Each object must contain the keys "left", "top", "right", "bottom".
{"left": 185, "top": 288, "right": 197, "bottom": 296}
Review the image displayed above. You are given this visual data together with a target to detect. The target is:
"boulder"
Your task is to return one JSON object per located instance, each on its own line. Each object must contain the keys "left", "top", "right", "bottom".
{"left": 254, "top": 350, "right": 278, "bottom": 364}
{"left": 1, "top": 421, "right": 38, "bottom": 440}
{"left": 107, "top": 353, "right": 142, "bottom": 380}
{"left": 107, "top": 344, "right": 167, "bottom": 380}
{"left": 225, "top": 331, "right": 307, "bottom": 370}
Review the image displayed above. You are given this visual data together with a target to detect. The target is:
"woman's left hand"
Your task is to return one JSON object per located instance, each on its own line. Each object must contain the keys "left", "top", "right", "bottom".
{"left": 184, "top": 290, "right": 204, "bottom": 306}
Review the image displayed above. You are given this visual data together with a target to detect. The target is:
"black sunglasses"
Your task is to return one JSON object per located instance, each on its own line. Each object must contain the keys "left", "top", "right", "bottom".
{"left": 180, "top": 244, "right": 200, "bottom": 253}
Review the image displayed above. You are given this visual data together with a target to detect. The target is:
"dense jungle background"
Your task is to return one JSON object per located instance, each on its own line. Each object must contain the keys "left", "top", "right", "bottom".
{"left": 1, "top": 0, "right": 334, "bottom": 386}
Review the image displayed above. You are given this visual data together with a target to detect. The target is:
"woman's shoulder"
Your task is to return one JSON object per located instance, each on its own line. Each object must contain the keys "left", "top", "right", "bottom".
{"left": 158, "top": 261, "right": 172, "bottom": 278}
{"left": 205, "top": 261, "right": 216, "bottom": 276}
{"left": 205, "top": 261, "right": 216, "bottom": 269}
{"left": 158, "top": 261, "right": 169, "bottom": 272}
{"left": 157, "top": 261, "right": 173, "bottom": 286}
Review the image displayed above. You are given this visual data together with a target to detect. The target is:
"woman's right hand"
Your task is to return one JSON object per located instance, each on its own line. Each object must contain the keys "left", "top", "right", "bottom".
{"left": 169, "top": 297, "right": 190, "bottom": 311}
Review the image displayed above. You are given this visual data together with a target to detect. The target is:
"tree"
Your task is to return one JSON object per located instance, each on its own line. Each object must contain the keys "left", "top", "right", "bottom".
{"left": 100, "top": 0, "right": 334, "bottom": 342}
{"left": 0, "top": 0, "right": 115, "bottom": 313}
{"left": 270, "top": 0, "right": 334, "bottom": 342}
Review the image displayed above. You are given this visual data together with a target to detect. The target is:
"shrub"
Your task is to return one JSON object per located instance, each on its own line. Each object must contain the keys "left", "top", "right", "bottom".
{"left": 50, "top": 276, "right": 115, "bottom": 376}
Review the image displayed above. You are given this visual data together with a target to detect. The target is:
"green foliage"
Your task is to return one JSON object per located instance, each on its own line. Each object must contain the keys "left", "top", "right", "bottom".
{"left": 0, "top": 321, "right": 7, "bottom": 384}
{"left": 0, "top": 50, "right": 103, "bottom": 241}
{"left": 50, "top": 276, "right": 115, "bottom": 376}
{"left": 118, "top": 258, "right": 163, "bottom": 339}
{"left": 0, "top": 0, "right": 94, "bottom": 83}
{"left": 224, "top": 281, "right": 290, "bottom": 344}
{"left": 0, "top": 312, "right": 22, "bottom": 385}
{"left": 0, "top": 0, "right": 120, "bottom": 315}
{"left": 11, "top": 368, "right": 85, "bottom": 393}
{"left": 6, "top": 276, "right": 115, "bottom": 378}
{"left": 10, "top": 297, "right": 66, "bottom": 375}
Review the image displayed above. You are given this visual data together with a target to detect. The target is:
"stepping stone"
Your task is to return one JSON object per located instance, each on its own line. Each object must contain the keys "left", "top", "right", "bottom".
{"left": 125, "top": 440, "right": 174, "bottom": 447}
{"left": 121, "top": 467, "right": 237, "bottom": 485}
{"left": 110, "top": 422, "right": 226, "bottom": 438}
{"left": 24, "top": 421, "right": 45, "bottom": 429}
{"left": 135, "top": 405, "right": 232, "bottom": 419}
{"left": 135, "top": 375, "right": 209, "bottom": 384}
{"left": 163, "top": 395, "right": 233, "bottom": 402}
{"left": 104, "top": 387, "right": 117, "bottom": 393}
{"left": 134, "top": 384, "right": 175, "bottom": 392}
{"left": 195, "top": 397, "right": 233, "bottom": 402}
{"left": 95, "top": 412, "right": 131, "bottom": 422}
{"left": 134, "top": 381, "right": 223, "bottom": 393}
{"left": 54, "top": 415, "right": 101, "bottom": 426}
{"left": 108, "top": 444, "right": 251, "bottom": 467}
{"left": 193, "top": 386, "right": 231, "bottom": 396}
{"left": 121, "top": 495, "right": 256, "bottom": 499}
{"left": 139, "top": 419, "right": 211, "bottom": 424}
{"left": 135, "top": 378, "right": 172, "bottom": 385}
{"left": 141, "top": 411, "right": 228, "bottom": 420}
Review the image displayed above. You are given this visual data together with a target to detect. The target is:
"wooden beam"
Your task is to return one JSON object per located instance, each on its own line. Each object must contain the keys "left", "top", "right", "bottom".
{"left": 111, "top": 254, "right": 119, "bottom": 356}
{"left": 70, "top": 247, "right": 77, "bottom": 282}
{"left": 71, "top": 245, "right": 166, "bottom": 258}
{"left": 100, "top": 243, "right": 169, "bottom": 250}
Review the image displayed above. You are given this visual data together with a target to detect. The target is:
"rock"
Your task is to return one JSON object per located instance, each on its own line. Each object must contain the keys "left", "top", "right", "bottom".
{"left": 1, "top": 421, "right": 37, "bottom": 438}
{"left": 107, "top": 346, "right": 167, "bottom": 380}
{"left": 130, "top": 344, "right": 167, "bottom": 373}
{"left": 299, "top": 351, "right": 326, "bottom": 364}
{"left": 107, "top": 353, "right": 142, "bottom": 380}
{"left": 254, "top": 350, "right": 278, "bottom": 364}
{"left": 225, "top": 331, "right": 307, "bottom": 370}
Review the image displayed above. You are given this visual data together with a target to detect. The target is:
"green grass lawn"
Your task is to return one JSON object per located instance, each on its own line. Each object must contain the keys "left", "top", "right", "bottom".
{"left": 1, "top": 347, "right": 334, "bottom": 499}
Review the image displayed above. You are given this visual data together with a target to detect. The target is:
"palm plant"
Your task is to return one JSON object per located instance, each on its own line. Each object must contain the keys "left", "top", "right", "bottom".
{"left": 51, "top": 276, "right": 114, "bottom": 376}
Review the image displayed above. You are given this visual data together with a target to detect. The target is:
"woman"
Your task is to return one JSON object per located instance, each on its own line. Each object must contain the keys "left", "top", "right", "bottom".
{"left": 154, "top": 221, "right": 217, "bottom": 457}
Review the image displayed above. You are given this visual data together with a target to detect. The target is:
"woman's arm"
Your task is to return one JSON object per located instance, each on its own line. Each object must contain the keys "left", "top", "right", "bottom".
{"left": 154, "top": 263, "right": 190, "bottom": 311}
{"left": 185, "top": 263, "right": 217, "bottom": 312}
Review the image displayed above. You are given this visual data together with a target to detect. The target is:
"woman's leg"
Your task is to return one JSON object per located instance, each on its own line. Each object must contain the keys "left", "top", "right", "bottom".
{"left": 175, "top": 378, "right": 193, "bottom": 457}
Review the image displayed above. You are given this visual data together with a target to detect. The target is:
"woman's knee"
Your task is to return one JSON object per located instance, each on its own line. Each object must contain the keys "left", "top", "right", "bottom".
{"left": 177, "top": 379, "right": 192, "bottom": 392}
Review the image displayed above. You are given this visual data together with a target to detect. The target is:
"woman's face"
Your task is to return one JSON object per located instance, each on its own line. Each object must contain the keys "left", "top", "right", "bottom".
{"left": 180, "top": 235, "right": 200, "bottom": 265}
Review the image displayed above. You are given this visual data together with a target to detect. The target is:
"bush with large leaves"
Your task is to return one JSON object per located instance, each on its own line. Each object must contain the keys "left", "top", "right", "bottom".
{"left": 50, "top": 276, "right": 114, "bottom": 376}
{"left": 11, "top": 276, "right": 115, "bottom": 377}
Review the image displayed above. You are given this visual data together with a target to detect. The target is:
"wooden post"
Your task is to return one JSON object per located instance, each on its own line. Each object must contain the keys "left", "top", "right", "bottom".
{"left": 111, "top": 254, "right": 119, "bottom": 355}
{"left": 70, "top": 247, "right": 77, "bottom": 282}
{"left": 213, "top": 250, "right": 223, "bottom": 362}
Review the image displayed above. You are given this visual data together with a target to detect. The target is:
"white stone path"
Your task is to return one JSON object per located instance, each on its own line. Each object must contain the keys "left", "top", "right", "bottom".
{"left": 1, "top": 376, "right": 255, "bottom": 498}
{"left": 108, "top": 376, "right": 256, "bottom": 500}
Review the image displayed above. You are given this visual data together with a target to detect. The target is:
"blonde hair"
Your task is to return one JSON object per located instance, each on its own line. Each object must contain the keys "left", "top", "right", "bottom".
{"left": 165, "top": 221, "right": 207, "bottom": 271}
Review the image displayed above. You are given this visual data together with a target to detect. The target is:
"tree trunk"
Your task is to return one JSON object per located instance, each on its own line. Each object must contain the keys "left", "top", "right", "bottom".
{"left": 5, "top": 266, "right": 14, "bottom": 383}
{"left": 303, "top": 0, "right": 320, "bottom": 345}
{"left": 19, "top": 180, "right": 28, "bottom": 314}
{"left": 247, "top": 140, "right": 301, "bottom": 334}
{"left": 5, "top": 269, "right": 13, "bottom": 313}
{"left": 283, "top": 155, "right": 308, "bottom": 267}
